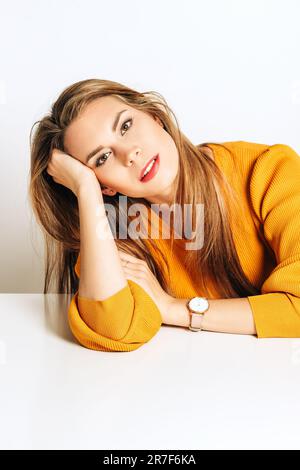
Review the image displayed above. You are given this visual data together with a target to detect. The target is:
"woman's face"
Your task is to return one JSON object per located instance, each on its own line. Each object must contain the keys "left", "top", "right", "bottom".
{"left": 63, "top": 96, "right": 179, "bottom": 205}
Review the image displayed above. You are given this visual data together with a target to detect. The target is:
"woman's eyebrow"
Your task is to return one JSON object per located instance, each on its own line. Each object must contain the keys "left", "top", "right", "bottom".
{"left": 85, "top": 109, "right": 128, "bottom": 164}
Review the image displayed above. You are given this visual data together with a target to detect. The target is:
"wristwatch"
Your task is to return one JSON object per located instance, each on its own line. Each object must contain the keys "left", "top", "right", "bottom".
{"left": 186, "top": 297, "right": 209, "bottom": 332}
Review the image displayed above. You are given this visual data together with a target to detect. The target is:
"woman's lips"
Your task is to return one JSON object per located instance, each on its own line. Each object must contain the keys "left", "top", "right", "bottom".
{"left": 140, "top": 154, "right": 160, "bottom": 182}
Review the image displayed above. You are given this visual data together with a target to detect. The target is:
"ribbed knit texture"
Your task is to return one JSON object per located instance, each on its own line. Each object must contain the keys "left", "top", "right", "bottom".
{"left": 68, "top": 141, "right": 300, "bottom": 351}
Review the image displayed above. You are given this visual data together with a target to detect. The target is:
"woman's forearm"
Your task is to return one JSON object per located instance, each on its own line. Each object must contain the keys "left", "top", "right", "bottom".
{"left": 77, "top": 180, "right": 127, "bottom": 301}
{"left": 166, "top": 297, "right": 257, "bottom": 335}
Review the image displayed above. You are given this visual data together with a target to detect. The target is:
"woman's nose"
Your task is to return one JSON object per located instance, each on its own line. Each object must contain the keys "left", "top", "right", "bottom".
{"left": 124, "top": 148, "right": 141, "bottom": 166}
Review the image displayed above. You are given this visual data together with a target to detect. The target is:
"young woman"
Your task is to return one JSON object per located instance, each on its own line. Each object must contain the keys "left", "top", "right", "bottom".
{"left": 29, "top": 78, "right": 300, "bottom": 352}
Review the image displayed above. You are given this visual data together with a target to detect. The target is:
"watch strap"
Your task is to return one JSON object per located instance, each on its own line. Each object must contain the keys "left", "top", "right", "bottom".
{"left": 189, "top": 312, "right": 205, "bottom": 331}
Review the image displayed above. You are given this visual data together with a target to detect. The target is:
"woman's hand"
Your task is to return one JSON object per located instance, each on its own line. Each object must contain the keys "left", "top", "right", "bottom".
{"left": 118, "top": 250, "right": 176, "bottom": 324}
{"left": 47, "top": 148, "right": 97, "bottom": 196}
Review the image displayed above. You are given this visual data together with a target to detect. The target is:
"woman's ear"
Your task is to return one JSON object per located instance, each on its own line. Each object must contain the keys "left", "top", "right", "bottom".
{"left": 101, "top": 187, "right": 117, "bottom": 196}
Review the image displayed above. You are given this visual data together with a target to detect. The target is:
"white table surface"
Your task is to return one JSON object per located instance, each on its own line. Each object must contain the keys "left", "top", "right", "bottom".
{"left": 0, "top": 293, "right": 300, "bottom": 450}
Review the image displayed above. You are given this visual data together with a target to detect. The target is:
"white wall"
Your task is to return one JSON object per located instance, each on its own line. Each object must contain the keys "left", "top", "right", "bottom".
{"left": 1, "top": 0, "right": 299, "bottom": 292}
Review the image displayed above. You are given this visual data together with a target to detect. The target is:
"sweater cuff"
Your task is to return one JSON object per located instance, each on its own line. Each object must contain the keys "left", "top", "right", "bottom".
{"left": 68, "top": 280, "right": 163, "bottom": 352}
{"left": 247, "top": 292, "right": 300, "bottom": 338}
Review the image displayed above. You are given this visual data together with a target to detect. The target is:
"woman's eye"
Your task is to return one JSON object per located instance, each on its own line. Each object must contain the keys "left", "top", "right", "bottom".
{"left": 120, "top": 118, "right": 132, "bottom": 135}
{"left": 95, "top": 118, "right": 133, "bottom": 168}
{"left": 95, "top": 152, "right": 110, "bottom": 168}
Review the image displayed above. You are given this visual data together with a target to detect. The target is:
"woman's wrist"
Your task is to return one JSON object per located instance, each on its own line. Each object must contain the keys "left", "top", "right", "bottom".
{"left": 76, "top": 175, "right": 102, "bottom": 199}
{"left": 163, "top": 298, "right": 190, "bottom": 328}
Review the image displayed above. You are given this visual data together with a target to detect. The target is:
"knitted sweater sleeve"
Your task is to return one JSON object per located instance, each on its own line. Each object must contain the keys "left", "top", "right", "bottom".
{"left": 247, "top": 144, "right": 300, "bottom": 337}
{"left": 67, "top": 254, "right": 163, "bottom": 352}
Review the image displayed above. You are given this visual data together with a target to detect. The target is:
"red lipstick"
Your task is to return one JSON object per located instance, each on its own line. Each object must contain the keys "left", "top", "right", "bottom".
{"left": 140, "top": 154, "right": 160, "bottom": 182}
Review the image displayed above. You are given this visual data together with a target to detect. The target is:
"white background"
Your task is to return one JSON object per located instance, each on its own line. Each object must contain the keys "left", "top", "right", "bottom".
{"left": 1, "top": 0, "right": 300, "bottom": 292}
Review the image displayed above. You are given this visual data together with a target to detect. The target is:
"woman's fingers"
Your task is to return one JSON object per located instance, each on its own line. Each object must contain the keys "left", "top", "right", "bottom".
{"left": 118, "top": 251, "right": 147, "bottom": 268}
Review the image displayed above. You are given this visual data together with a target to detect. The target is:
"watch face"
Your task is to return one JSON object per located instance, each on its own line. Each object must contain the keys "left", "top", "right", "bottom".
{"left": 189, "top": 297, "right": 208, "bottom": 313}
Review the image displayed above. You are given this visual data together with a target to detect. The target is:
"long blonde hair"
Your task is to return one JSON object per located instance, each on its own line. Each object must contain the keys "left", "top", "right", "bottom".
{"left": 29, "top": 78, "right": 260, "bottom": 298}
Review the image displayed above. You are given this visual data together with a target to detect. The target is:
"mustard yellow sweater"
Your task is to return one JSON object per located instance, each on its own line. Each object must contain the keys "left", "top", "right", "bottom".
{"left": 68, "top": 141, "right": 300, "bottom": 351}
